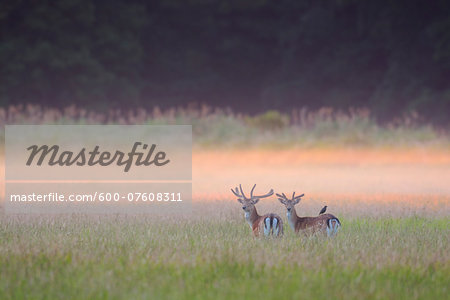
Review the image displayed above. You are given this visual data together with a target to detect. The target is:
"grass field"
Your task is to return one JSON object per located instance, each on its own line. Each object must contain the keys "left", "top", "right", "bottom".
{"left": 0, "top": 213, "right": 448, "bottom": 299}
{"left": 0, "top": 148, "right": 449, "bottom": 299}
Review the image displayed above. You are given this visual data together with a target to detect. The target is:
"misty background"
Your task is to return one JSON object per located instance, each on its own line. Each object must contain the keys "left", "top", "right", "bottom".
{"left": 1, "top": 0, "right": 449, "bottom": 124}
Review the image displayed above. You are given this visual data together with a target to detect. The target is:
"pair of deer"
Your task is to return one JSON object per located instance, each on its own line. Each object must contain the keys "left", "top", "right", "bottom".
{"left": 231, "top": 184, "right": 341, "bottom": 237}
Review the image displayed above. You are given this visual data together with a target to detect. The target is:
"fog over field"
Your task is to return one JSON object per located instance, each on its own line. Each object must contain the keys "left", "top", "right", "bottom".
{"left": 2, "top": 148, "right": 450, "bottom": 215}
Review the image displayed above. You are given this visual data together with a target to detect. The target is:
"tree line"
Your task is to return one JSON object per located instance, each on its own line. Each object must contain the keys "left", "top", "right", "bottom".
{"left": 1, "top": 0, "right": 449, "bottom": 124}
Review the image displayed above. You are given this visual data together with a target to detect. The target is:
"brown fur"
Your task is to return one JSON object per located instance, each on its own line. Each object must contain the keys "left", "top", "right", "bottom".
{"left": 277, "top": 192, "right": 340, "bottom": 235}
{"left": 248, "top": 208, "right": 283, "bottom": 237}
{"left": 232, "top": 184, "right": 284, "bottom": 237}
{"left": 289, "top": 208, "right": 338, "bottom": 234}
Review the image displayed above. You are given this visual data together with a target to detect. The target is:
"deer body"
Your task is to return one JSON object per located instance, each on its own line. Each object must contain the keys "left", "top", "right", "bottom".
{"left": 287, "top": 206, "right": 340, "bottom": 236}
{"left": 278, "top": 192, "right": 341, "bottom": 237}
{"left": 245, "top": 206, "right": 283, "bottom": 237}
{"left": 232, "top": 184, "right": 283, "bottom": 237}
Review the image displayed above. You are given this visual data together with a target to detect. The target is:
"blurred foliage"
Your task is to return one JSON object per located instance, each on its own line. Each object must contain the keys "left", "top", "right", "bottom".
{"left": 245, "top": 110, "right": 289, "bottom": 130}
{"left": 0, "top": 104, "right": 447, "bottom": 148}
{"left": 0, "top": 0, "right": 450, "bottom": 124}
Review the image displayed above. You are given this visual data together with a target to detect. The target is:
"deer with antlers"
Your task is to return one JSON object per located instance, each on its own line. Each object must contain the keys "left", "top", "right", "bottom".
{"left": 277, "top": 192, "right": 341, "bottom": 236}
{"left": 231, "top": 184, "right": 283, "bottom": 237}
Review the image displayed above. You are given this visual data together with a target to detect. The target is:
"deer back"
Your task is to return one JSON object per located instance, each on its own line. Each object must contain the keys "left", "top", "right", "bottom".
{"left": 295, "top": 213, "right": 338, "bottom": 233}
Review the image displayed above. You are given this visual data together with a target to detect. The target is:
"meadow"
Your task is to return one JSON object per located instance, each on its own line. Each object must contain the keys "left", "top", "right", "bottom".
{"left": 0, "top": 105, "right": 449, "bottom": 299}
{"left": 0, "top": 211, "right": 448, "bottom": 299}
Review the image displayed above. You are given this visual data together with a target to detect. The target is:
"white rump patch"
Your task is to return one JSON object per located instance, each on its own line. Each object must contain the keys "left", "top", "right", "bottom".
{"left": 264, "top": 217, "right": 271, "bottom": 236}
{"left": 273, "top": 218, "right": 279, "bottom": 236}
{"left": 327, "top": 219, "right": 341, "bottom": 237}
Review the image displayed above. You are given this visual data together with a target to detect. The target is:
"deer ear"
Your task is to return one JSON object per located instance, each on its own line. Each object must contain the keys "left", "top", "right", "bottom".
{"left": 293, "top": 193, "right": 304, "bottom": 204}
{"left": 251, "top": 198, "right": 259, "bottom": 205}
{"left": 277, "top": 198, "right": 286, "bottom": 204}
{"left": 237, "top": 198, "right": 244, "bottom": 204}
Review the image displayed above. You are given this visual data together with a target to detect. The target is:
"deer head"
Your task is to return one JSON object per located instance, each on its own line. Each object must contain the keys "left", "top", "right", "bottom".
{"left": 276, "top": 192, "right": 305, "bottom": 212}
{"left": 231, "top": 184, "right": 274, "bottom": 213}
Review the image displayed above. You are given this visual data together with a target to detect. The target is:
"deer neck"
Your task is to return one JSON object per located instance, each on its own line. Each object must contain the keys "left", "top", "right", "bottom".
{"left": 245, "top": 206, "right": 260, "bottom": 228}
{"left": 287, "top": 207, "right": 299, "bottom": 230}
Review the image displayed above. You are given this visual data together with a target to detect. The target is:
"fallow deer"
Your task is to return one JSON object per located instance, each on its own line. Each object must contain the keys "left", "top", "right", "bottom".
{"left": 277, "top": 192, "right": 341, "bottom": 236}
{"left": 231, "top": 184, "right": 283, "bottom": 237}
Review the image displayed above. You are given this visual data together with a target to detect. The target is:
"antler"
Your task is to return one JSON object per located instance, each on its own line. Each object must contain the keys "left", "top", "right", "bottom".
{"left": 276, "top": 192, "right": 289, "bottom": 204}
{"left": 292, "top": 192, "right": 305, "bottom": 204}
{"left": 249, "top": 184, "right": 256, "bottom": 198}
{"left": 293, "top": 193, "right": 304, "bottom": 201}
{"left": 251, "top": 185, "right": 273, "bottom": 199}
{"left": 231, "top": 184, "right": 249, "bottom": 200}
{"left": 231, "top": 184, "right": 273, "bottom": 203}
{"left": 276, "top": 192, "right": 304, "bottom": 204}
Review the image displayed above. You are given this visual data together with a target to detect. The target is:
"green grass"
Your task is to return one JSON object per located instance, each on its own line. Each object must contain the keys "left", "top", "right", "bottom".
{"left": 0, "top": 211, "right": 448, "bottom": 299}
